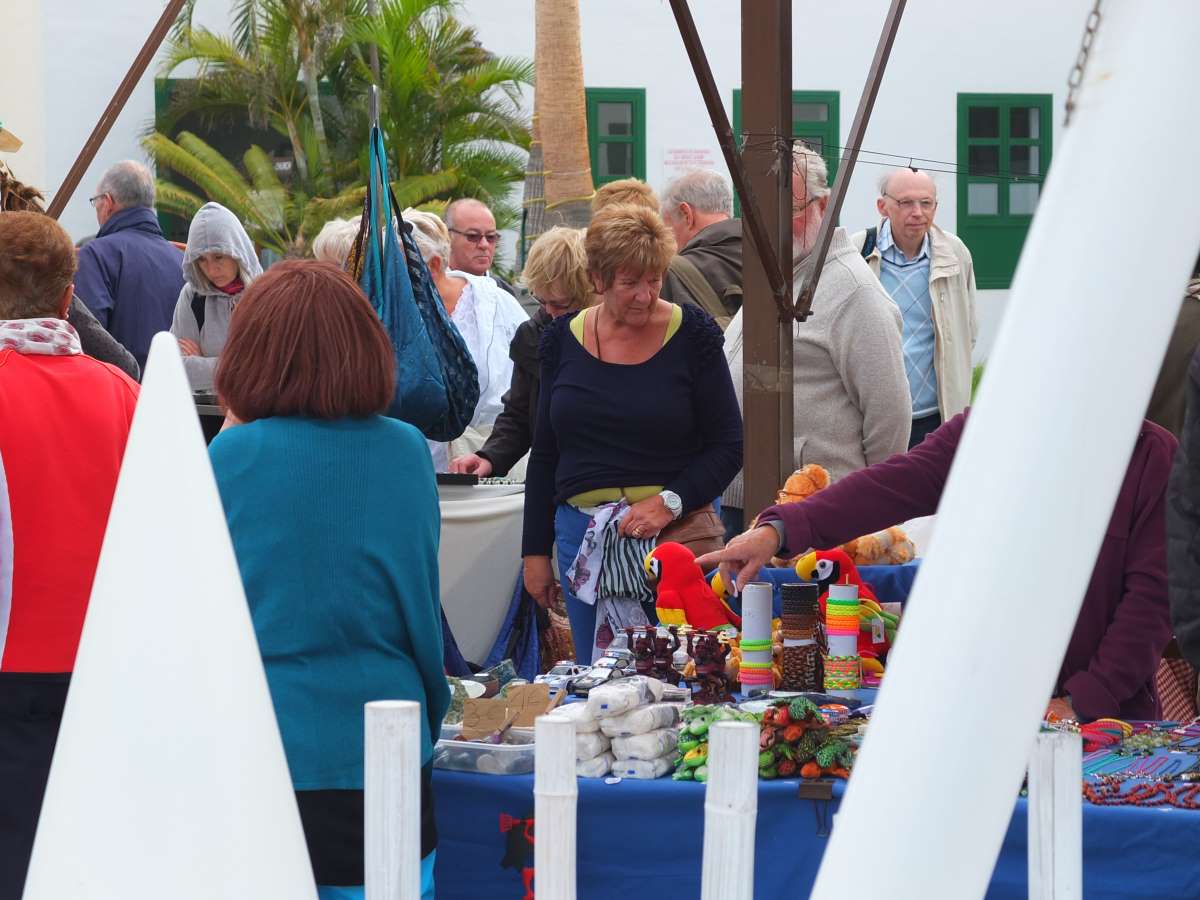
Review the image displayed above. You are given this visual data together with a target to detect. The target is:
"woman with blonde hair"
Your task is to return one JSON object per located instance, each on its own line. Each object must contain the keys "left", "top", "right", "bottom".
{"left": 450, "top": 226, "right": 591, "bottom": 477}
{"left": 520, "top": 204, "right": 742, "bottom": 662}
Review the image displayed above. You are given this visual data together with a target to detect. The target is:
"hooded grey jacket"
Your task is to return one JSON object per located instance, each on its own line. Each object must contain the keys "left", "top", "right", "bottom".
{"left": 169, "top": 202, "right": 263, "bottom": 390}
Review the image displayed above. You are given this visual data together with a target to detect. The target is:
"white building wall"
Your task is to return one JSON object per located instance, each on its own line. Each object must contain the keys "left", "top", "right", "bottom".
{"left": 6, "top": 0, "right": 1094, "bottom": 359}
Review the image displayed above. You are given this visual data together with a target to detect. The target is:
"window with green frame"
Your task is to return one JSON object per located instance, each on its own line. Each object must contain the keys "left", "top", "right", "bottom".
{"left": 731, "top": 90, "right": 840, "bottom": 214}
{"left": 957, "top": 93, "right": 1052, "bottom": 289}
{"left": 585, "top": 88, "right": 646, "bottom": 186}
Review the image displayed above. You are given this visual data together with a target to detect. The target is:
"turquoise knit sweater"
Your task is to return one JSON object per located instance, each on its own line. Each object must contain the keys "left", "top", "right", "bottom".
{"left": 210, "top": 415, "right": 450, "bottom": 790}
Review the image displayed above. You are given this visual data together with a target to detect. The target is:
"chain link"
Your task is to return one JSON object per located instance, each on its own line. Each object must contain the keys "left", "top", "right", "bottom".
{"left": 1065, "top": 0, "right": 1103, "bottom": 126}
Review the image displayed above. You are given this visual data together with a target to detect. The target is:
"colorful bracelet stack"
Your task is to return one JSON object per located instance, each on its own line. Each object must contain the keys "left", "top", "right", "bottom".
{"left": 780, "top": 583, "right": 821, "bottom": 691}
{"left": 825, "top": 584, "right": 860, "bottom": 693}
{"left": 740, "top": 582, "right": 775, "bottom": 693}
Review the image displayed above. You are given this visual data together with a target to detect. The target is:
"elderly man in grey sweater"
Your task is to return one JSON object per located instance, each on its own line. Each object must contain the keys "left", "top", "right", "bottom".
{"left": 720, "top": 144, "right": 911, "bottom": 537}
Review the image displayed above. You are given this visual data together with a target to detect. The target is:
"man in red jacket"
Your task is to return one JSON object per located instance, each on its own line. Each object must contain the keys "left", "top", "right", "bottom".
{"left": 700, "top": 411, "right": 1176, "bottom": 723}
{"left": 0, "top": 212, "right": 139, "bottom": 897}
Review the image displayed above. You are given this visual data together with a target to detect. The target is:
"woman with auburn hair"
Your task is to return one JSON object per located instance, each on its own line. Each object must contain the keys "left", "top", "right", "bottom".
{"left": 450, "top": 226, "right": 592, "bottom": 478}
{"left": 521, "top": 204, "right": 743, "bottom": 663}
{"left": 209, "top": 260, "right": 448, "bottom": 900}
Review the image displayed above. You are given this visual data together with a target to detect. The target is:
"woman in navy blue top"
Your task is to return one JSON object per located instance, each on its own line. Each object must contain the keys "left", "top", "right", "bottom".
{"left": 522, "top": 203, "right": 743, "bottom": 661}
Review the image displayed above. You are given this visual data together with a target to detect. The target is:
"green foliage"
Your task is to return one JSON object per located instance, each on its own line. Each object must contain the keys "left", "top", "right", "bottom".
{"left": 151, "top": 0, "right": 532, "bottom": 253}
{"left": 971, "top": 363, "right": 985, "bottom": 401}
{"left": 814, "top": 738, "right": 854, "bottom": 770}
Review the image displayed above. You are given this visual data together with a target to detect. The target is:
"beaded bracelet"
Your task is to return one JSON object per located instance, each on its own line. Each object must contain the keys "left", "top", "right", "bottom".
{"left": 739, "top": 639, "right": 773, "bottom": 652}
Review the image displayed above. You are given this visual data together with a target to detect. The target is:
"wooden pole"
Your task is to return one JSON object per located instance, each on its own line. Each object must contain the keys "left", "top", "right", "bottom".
{"left": 812, "top": 2, "right": 1200, "bottom": 895}
{"left": 739, "top": 0, "right": 793, "bottom": 521}
{"left": 46, "top": 0, "right": 189, "bottom": 219}
{"left": 668, "top": 0, "right": 790, "bottom": 320}
{"left": 534, "top": 713, "right": 577, "bottom": 900}
{"left": 365, "top": 701, "right": 422, "bottom": 900}
{"left": 1027, "top": 730, "right": 1082, "bottom": 900}
{"left": 700, "top": 721, "right": 759, "bottom": 900}
{"left": 793, "top": 0, "right": 906, "bottom": 321}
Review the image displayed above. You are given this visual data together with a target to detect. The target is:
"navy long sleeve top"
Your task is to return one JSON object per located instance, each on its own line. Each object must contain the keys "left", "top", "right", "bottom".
{"left": 522, "top": 303, "right": 743, "bottom": 556}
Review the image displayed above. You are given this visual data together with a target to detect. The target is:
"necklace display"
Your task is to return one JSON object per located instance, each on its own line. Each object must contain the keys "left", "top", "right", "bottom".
{"left": 1084, "top": 775, "right": 1200, "bottom": 809}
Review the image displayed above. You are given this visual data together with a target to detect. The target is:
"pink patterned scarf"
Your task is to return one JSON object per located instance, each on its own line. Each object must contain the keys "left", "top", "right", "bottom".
{"left": 0, "top": 318, "right": 82, "bottom": 356}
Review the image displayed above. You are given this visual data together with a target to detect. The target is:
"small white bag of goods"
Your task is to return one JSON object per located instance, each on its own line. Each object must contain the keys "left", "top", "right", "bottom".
{"left": 610, "top": 727, "right": 678, "bottom": 761}
{"left": 585, "top": 676, "right": 665, "bottom": 719}
{"left": 598, "top": 702, "right": 679, "bottom": 737}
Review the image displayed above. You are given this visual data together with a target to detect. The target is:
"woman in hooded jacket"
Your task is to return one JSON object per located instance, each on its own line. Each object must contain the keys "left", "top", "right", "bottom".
{"left": 170, "top": 202, "right": 263, "bottom": 391}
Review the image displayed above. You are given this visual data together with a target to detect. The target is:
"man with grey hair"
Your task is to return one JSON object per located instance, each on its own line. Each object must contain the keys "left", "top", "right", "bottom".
{"left": 74, "top": 160, "right": 185, "bottom": 373}
{"left": 720, "top": 143, "right": 910, "bottom": 537}
{"left": 660, "top": 168, "right": 742, "bottom": 325}
{"left": 853, "top": 167, "right": 977, "bottom": 448}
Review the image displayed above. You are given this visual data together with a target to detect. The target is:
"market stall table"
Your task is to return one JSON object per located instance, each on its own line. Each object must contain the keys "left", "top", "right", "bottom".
{"left": 432, "top": 763, "right": 1200, "bottom": 899}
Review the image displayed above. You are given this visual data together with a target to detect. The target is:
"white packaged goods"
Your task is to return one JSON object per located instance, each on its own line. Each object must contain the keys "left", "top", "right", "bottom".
{"left": 599, "top": 702, "right": 679, "bottom": 738}
{"left": 609, "top": 752, "right": 674, "bottom": 779}
{"left": 575, "top": 731, "right": 611, "bottom": 762}
{"left": 585, "top": 676, "right": 665, "bottom": 719}
{"left": 557, "top": 700, "right": 600, "bottom": 733}
{"left": 611, "top": 727, "right": 678, "bottom": 761}
{"left": 576, "top": 752, "right": 614, "bottom": 778}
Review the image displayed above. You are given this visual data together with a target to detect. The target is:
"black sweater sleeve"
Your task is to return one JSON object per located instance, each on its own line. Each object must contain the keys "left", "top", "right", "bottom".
{"left": 664, "top": 305, "right": 743, "bottom": 512}
{"left": 478, "top": 366, "right": 534, "bottom": 477}
{"left": 521, "top": 315, "right": 569, "bottom": 556}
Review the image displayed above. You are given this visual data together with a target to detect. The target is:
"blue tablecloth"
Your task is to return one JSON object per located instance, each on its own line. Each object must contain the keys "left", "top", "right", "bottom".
{"left": 433, "top": 765, "right": 1200, "bottom": 898}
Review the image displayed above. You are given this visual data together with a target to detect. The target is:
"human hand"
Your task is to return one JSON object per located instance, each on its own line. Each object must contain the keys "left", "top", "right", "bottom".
{"left": 523, "top": 555, "right": 558, "bottom": 610}
{"left": 695, "top": 525, "right": 783, "bottom": 596}
{"left": 178, "top": 338, "right": 201, "bottom": 357}
{"left": 450, "top": 453, "right": 493, "bottom": 476}
{"left": 618, "top": 495, "right": 675, "bottom": 540}
{"left": 1045, "top": 697, "right": 1077, "bottom": 723}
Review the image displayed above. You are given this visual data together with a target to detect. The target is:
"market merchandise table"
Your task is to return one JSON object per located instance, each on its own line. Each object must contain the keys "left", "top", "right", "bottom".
{"left": 432, "top": 765, "right": 1200, "bottom": 899}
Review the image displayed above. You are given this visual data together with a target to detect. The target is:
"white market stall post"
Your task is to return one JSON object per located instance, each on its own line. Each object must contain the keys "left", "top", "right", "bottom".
{"left": 365, "top": 701, "right": 422, "bottom": 900}
{"left": 812, "top": 3, "right": 1200, "bottom": 898}
{"left": 701, "top": 721, "right": 759, "bottom": 900}
{"left": 1027, "top": 729, "right": 1083, "bottom": 900}
{"left": 534, "top": 713, "right": 577, "bottom": 900}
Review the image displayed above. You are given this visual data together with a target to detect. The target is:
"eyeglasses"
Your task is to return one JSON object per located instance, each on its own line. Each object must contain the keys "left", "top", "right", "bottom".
{"left": 88, "top": 193, "right": 109, "bottom": 208}
{"left": 449, "top": 228, "right": 501, "bottom": 245}
{"left": 533, "top": 294, "right": 573, "bottom": 314}
{"left": 884, "top": 194, "right": 937, "bottom": 212}
{"left": 791, "top": 195, "right": 821, "bottom": 216}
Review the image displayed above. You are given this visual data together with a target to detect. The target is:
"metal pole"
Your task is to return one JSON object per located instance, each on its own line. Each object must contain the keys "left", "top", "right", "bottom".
{"left": 366, "top": 0, "right": 382, "bottom": 84}
{"left": 793, "top": 0, "right": 907, "bottom": 321}
{"left": 365, "top": 701, "right": 422, "bottom": 900}
{"left": 668, "top": 0, "right": 791, "bottom": 320}
{"left": 46, "top": 0, "right": 189, "bottom": 219}
{"left": 1027, "top": 730, "right": 1083, "bottom": 900}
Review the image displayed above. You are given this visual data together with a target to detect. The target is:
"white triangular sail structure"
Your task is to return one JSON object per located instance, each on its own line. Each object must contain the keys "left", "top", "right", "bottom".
{"left": 813, "top": 3, "right": 1200, "bottom": 897}
{"left": 24, "top": 334, "right": 317, "bottom": 899}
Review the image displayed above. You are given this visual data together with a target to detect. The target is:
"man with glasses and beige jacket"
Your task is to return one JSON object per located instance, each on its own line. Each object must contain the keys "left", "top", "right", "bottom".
{"left": 853, "top": 168, "right": 978, "bottom": 448}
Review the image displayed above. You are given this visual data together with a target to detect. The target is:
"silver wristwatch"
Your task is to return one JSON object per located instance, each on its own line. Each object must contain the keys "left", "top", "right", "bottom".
{"left": 659, "top": 490, "right": 683, "bottom": 520}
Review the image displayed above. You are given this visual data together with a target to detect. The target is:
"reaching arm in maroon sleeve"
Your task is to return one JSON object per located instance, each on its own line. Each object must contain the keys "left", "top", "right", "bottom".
{"left": 1061, "top": 425, "right": 1177, "bottom": 720}
{"left": 757, "top": 413, "right": 968, "bottom": 556}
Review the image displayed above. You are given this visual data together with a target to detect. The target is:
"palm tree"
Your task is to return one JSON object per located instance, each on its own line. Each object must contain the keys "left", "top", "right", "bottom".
{"left": 145, "top": 131, "right": 456, "bottom": 255}
{"left": 535, "top": 0, "right": 592, "bottom": 229}
{"left": 354, "top": 0, "right": 533, "bottom": 223}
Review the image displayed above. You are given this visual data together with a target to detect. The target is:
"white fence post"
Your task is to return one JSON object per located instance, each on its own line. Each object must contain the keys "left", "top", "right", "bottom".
{"left": 535, "top": 713, "right": 577, "bottom": 900}
{"left": 365, "top": 700, "right": 422, "bottom": 900}
{"left": 701, "top": 720, "right": 759, "bottom": 900}
{"left": 1027, "top": 729, "right": 1083, "bottom": 900}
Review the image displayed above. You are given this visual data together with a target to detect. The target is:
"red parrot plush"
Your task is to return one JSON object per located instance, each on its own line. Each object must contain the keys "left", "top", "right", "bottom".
{"left": 645, "top": 542, "right": 741, "bottom": 631}
{"left": 793, "top": 548, "right": 892, "bottom": 656}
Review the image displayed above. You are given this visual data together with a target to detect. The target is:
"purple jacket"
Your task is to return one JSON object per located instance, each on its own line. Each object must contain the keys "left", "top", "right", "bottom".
{"left": 75, "top": 207, "right": 185, "bottom": 374}
{"left": 759, "top": 411, "right": 1177, "bottom": 721}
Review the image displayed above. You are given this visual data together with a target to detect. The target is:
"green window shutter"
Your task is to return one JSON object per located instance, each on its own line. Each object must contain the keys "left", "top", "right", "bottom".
{"left": 585, "top": 88, "right": 646, "bottom": 186}
{"left": 956, "top": 93, "right": 1053, "bottom": 289}
{"left": 731, "top": 89, "right": 839, "bottom": 216}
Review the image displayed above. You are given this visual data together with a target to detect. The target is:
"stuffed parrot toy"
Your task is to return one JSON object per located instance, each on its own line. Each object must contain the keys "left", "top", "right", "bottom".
{"left": 793, "top": 548, "right": 896, "bottom": 654}
{"left": 645, "top": 542, "right": 741, "bottom": 631}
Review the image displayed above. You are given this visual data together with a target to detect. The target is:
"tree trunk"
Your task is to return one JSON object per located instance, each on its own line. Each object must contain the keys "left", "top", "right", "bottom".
{"left": 301, "top": 58, "right": 332, "bottom": 186}
{"left": 536, "top": 0, "right": 592, "bottom": 229}
{"left": 283, "top": 115, "right": 310, "bottom": 184}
